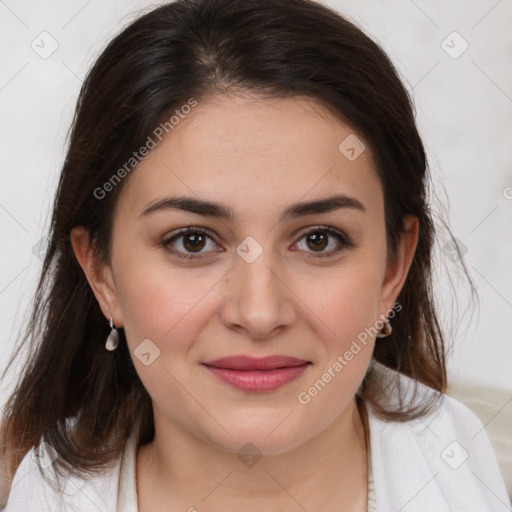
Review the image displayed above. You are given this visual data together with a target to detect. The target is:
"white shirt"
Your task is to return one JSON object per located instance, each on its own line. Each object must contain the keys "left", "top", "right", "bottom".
{"left": 2, "top": 361, "right": 509, "bottom": 511}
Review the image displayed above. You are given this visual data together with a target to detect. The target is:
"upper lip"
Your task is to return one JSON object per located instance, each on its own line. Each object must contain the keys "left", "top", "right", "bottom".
{"left": 203, "top": 355, "right": 311, "bottom": 371}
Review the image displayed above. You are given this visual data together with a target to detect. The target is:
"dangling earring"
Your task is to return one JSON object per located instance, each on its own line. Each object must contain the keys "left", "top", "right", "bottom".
{"left": 105, "top": 315, "right": 119, "bottom": 351}
{"left": 376, "top": 317, "right": 392, "bottom": 338}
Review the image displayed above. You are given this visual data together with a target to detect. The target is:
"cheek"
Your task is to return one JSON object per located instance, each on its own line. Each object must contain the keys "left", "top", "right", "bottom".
{"left": 112, "top": 260, "right": 219, "bottom": 409}
{"left": 297, "top": 260, "right": 383, "bottom": 349}
{"left": 293, "top": 268, "right": 380, "bottom": 420}
{"left": 112, "top": 244, "right": 228, "bottom": 366}
{"left": 116, "top": 268, "right": 209, "bottom": 346}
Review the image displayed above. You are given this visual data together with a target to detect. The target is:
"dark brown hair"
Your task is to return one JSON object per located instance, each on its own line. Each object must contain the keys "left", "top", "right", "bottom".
{"left": 0, "top": 0, "right": 475, "bottom": 495}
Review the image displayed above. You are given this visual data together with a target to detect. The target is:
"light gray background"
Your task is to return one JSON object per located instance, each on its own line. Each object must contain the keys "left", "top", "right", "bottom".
{"left": 1, "top": 0, "right": 511, "bottom": 490}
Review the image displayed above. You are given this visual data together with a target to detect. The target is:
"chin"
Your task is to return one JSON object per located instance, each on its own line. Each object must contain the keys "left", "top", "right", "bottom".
{"left": 204, "top": 413, "right": 310, "bottom": 456}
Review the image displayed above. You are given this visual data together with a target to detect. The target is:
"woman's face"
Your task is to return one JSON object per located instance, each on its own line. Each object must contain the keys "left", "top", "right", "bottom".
{"left": 76, "top": 93, "right": 418, "bottom": 455}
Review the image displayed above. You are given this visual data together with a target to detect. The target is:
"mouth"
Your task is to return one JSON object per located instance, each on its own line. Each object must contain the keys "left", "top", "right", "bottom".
{"left": 202, "top": 355, "right": 312, "bottom": 392}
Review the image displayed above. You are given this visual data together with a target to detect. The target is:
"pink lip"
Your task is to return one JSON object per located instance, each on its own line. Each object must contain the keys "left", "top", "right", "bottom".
{"left": 202, "top": 355, "right": 311, "bottom": 392}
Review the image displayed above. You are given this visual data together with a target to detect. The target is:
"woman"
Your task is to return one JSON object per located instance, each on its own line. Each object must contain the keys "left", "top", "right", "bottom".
{"left": 0, "top": 0, "right": 508, "bottom": 510}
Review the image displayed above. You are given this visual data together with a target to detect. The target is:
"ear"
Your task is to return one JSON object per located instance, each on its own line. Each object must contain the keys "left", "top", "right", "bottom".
{"left": 378, "top": 214, "right": 419, "bottom": 315}
{"left": 70, "top": 226, "right": 123, "bottom": 327}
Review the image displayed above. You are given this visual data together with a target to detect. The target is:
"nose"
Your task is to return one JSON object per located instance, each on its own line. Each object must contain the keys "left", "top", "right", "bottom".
{"left": 220, "top": 244, "right": 297, "bottom": 340}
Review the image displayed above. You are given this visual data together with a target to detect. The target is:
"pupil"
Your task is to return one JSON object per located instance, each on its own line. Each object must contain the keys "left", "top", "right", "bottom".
{"left": 307, "top": 232, "right": 327, "bottom": 251}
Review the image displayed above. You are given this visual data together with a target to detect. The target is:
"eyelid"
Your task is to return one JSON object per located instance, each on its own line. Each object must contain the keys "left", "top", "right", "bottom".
{"left": 163, "top": 226, "right": 215, "bottom": 241}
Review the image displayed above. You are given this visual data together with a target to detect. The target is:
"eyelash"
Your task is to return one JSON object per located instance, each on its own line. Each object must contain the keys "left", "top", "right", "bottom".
{"left": 161, "top": 226, "right": 354, "bottom": 261}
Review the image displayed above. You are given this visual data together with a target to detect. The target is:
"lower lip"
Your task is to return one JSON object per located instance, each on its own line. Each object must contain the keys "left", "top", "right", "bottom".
{"left": 203, "top": 364, "right": 310, "bottom": 392}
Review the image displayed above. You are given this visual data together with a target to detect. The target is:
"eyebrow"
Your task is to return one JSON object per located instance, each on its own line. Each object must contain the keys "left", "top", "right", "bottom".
{"left": 140, "top": 193, "right": 366, "bottom": 222}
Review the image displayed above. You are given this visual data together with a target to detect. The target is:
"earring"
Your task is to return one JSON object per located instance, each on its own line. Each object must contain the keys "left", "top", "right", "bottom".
{"left": 105, "top": 315, "right": 119, "bottom": 351}
{"left": 376, "top": 318, "right": 392, "bottom": 338}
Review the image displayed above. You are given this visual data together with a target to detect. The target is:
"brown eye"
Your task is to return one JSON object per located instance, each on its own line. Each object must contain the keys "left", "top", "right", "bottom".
{"left": 294, "top": 227, "right": 354, "bottom": 258}
{"left": 305, "top": 231, "right": 329, "bottom": 251}
{"left": 162, "top": 228, "right": 219, "bottom": 260}
{"left": 182, "top": 232, "right": 207, "bottom": 252}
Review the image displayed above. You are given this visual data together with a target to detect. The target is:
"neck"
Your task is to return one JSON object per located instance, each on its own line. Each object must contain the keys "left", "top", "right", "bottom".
{"left": 137, "top": 399, "right": 368, "bottom": 512}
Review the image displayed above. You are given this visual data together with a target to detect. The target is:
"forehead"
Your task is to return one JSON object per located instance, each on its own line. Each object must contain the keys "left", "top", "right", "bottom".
{"left": 116, "top": 93, "right": 382, "bottom": 221}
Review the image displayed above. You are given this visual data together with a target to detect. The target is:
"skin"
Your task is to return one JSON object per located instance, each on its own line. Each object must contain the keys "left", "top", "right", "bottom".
{"left": 71, "top": 93, "right": 419, "bottom": 512}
